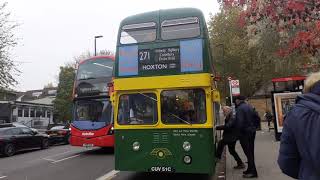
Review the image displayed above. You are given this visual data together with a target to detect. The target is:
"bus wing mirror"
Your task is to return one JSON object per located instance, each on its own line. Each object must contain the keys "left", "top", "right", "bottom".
{"left": 211, "top": 90, "right": 220, "bottom": 102}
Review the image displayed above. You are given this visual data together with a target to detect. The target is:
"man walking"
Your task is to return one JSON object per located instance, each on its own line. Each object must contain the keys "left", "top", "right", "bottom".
{"left": 278, "top": 72, "right": 320, "bottom": 179}
{"left": 235, "top": 96, "right": 258, "bottom": 178}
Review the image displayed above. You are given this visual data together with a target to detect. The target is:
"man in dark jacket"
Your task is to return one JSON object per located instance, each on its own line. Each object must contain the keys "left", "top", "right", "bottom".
{"left": 278, "top": 72, "right": 320, "bottom": 180}
{"left": 235, "top": 95, "right": 258, "bottom": 178}
{"left": 216, "top": 106, "right": 245, "bottom": 169}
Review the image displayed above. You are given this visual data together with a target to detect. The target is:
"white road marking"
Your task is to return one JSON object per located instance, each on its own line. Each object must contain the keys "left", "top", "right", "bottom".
{"left": 52, "top": 154, "right": 80, "bottom": 164}
{"left": 42, "top": 158, "right": 55, "bottom": 162}
{"left": 96, "top": 170, "right": 120, "bottom": 180}
{"left": 0, "top": 176, "right": 7, "bottom": 179}
{"left": 42, "top": 149, "right": 80, "bottom": 159}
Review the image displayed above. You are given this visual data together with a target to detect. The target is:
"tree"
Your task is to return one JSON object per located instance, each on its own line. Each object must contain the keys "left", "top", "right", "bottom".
{"left": 208, "top": 6, "right": 303, "bottom": 97}
{"left": 220, "top": 0, "right": 320, "bottom": 59}
{"left": 0, "top": 2, "right": 19, "bottom": 89}
{"left": 53, "top": 65, "right": 75, "bottom": 123}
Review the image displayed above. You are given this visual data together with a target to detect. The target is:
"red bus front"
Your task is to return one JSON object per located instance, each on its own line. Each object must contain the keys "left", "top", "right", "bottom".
{"left": 70, "top": 97, "right": 114, "bottom": 147}
{"left": 70, "top": 56, "right": 115, "bottom": 148}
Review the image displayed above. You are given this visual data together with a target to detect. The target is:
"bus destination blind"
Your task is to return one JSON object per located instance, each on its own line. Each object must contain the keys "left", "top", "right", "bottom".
{"left": 139, "top": 47, "right": 180, "bottom": 72}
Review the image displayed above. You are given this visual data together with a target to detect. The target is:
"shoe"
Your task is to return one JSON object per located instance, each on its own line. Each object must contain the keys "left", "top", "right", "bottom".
{"left": 234, "top": 164, "right": 245, "bottom": 169}
{"left": 243, "top": 173, "right": 258, "bottom": 178}
{"left": 243, "top": 170, "right": 249, "bottom": 174}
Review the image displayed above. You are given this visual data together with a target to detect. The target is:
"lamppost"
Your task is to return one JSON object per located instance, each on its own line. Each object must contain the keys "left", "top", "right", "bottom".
{"left": 94, "top": 35, "right": 103, "bottom": 56}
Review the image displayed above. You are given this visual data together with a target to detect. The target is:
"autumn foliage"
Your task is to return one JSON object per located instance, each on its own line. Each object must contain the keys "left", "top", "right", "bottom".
{"left": 222, "top": 0, "right": 320, "bottom": 57}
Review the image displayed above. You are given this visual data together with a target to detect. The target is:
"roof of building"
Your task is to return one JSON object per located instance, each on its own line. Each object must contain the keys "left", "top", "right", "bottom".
{"left": 27, "top": 96, "right": 55, "bottom": 105}
{"left": 17, "top": 87, "right": 57, "bottom": 102}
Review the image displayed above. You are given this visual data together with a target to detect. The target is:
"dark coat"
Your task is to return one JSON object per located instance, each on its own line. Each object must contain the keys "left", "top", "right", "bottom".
{"left": 278, "top": 93, "right": 320, "bottom": 179}
{"left": 216, "top": 112, "right": 240, "bottom": 143}
{"left": 235, "top": 102, "right": 256, "bottom": 134}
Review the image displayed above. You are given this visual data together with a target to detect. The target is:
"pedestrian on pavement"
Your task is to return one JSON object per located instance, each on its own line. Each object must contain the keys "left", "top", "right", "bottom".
{"left": 235, "top": 95, "right": 258, "bottom": 178}
{"left": 278, "top": 72, "right": 320, "bottom": 180}
{"left": 215, "top": 106, "right": 245, "bottom": 169}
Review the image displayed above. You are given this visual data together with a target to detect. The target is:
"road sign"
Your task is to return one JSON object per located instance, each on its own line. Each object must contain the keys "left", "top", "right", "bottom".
{"left": 230, "top": 80, "right": 240, "bottom": 96}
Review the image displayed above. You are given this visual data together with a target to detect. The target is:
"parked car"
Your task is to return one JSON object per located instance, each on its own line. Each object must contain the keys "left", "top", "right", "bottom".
{"left": 0, "top": 122, "right": 38, "bottom": 133}
{"left": 0, "top": 127, "right": 49, "bottom": 156}
{"left": 46, "top": 125, "right": 70, "bottom": 145}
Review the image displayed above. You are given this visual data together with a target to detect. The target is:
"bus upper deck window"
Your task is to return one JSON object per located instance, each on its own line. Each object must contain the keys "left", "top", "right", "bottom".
{"left": 120, "top": 22, "right": 156, "bottom": 44}
{"left": 161, "top": 17, "right": 200, "bottom": 40}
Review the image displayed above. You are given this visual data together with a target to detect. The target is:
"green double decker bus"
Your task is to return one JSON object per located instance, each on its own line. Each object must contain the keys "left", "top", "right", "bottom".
{"left": 113, "top": 8, "right": 221, "bottom": 174}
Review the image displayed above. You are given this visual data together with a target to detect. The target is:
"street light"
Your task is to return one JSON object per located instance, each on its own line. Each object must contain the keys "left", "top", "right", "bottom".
{"left": 94, "top": 35, "right": 103, "bottom": 56}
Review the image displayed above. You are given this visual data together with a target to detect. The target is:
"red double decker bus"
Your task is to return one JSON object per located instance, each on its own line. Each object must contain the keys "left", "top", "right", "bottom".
{"left": 69, "top": 55, "right": 115, "bottom": 148}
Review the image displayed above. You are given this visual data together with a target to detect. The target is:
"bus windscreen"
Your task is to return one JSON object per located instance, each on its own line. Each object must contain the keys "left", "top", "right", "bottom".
{"left": 74, "top": 99, "right": 112, "bottom": 124}
{"left": 77, "top": 58, "right": 113, "bottom": 80}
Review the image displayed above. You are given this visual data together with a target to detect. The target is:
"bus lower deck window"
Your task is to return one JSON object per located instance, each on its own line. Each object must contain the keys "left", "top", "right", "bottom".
{"left": 161, "top": 89, "right": 206, "bottom": 124}
{"left": 117, "top": 93, "right": 158, "bottom": 125}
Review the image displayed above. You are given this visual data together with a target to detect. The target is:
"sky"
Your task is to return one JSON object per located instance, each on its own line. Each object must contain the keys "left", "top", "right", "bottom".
{"left": 7, "top": 0, "right": 220, "bottom": 91}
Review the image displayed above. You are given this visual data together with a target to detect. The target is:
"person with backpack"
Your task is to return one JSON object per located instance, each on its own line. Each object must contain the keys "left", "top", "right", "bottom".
{"left": 278, "top": 72, "right": 320, "bottom": 179}
{"left": 235, "top": 95, "right": 258, "bottom": 178}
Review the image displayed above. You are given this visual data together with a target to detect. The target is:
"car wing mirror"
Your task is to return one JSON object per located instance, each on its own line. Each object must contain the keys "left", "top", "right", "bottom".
{"left": 32, "top": 130, "right": 38, "bottom": 135}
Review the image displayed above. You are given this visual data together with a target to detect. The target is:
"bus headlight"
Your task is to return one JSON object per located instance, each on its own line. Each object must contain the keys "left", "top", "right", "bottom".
{"left": 182, "top": 141, "right": 191, "bottom": 152}
{"left": 132, "top": 142, "right": 140, "bottom": 151}
{"left": 183, "top": 155, "right": 192, "bottom": 164}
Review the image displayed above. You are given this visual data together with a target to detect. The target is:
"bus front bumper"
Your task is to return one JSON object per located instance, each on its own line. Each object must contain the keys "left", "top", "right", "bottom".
{"left": 70, "top": 135, "right": 114, "bottom": 148}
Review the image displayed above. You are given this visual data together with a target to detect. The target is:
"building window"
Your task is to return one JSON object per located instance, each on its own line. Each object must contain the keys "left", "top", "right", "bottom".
{"left": 18, "top": 108, "right": 23, "bottom": 117}
{"left": 24, "top": 108, "right": 29, "bottom": 117}
{"left": 30, "top": 109, "right": 35, "bottom": 117}
{"left": 47, "top": 111, "right": 51, "bottom": 118}
{"left": 42, "top": 109, "right": 46, "bottom": 118}
{"left": 36, "top": 109, "right": 42, "bottom": 117}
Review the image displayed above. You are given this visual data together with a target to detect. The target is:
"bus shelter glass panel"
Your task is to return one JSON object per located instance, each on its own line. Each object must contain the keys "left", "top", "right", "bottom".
{"left": 161, "top": 89, "right": 206, "bottom": 124}
{"left": 117, "top": 93, "right": 158, "bottom": 125}
{"left": 75, "top": 99, "right": 113, "bottom": 124}
{"left": 120, "top": 22, "right": 156, "bottom": 44}
{"left": 161, "top": 17, "right": 200, "bottom": 40}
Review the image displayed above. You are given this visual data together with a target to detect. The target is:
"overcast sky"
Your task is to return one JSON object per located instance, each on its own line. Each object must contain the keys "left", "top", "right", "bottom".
{"left": 7, "top": 0, "right": 220, "bottom": 91}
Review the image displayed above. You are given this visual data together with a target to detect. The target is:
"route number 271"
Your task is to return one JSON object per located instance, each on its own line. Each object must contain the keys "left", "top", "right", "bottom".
{"left": 139, "top": 50, "right": 150, "bottom": 61}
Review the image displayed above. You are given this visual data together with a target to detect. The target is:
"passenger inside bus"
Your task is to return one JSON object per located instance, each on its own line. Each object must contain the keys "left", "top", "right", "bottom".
{"left": 161, "top": 89, "right": 206, "bottom": 124}
{"left": 118, "top": 93, "right": 157, "bottom": 125}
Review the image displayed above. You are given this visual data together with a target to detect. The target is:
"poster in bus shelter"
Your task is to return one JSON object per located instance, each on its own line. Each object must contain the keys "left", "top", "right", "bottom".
{"left": 273, "top": 91, "right": 302, "bottom": 133}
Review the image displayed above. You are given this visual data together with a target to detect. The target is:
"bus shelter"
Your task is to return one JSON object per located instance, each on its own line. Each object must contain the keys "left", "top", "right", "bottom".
{"left": 271, "top": 76, "right": 305, "bottom": 141}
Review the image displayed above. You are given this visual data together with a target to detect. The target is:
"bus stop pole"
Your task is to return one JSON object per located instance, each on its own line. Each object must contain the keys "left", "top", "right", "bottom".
{"left": 229, "top": 80, "right": 233, "bottom": 105}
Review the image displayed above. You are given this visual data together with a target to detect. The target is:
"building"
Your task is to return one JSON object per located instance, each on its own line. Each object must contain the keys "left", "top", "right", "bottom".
{"left": 0, "top": 88, "right": 57, "bottom": 129}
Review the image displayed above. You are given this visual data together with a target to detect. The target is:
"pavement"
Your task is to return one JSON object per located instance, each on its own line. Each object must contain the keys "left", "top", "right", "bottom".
{"left": 226, "top": 123, "right": 294, "bottom": 180}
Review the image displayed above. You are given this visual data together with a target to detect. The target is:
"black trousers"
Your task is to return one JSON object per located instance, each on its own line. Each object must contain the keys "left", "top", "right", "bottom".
{"left": 240, "top": 131, "right": 257, "bottom": 174}
{"left": 216, "top": 139, "right": 243, "bottom": 165}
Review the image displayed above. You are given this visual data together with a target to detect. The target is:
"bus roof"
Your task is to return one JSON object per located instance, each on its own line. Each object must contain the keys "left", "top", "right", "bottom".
{"left": 115, "top": 8, "right": 213, "bottom": 78}
{"left": 79, "top": 55, "right": 115, "bottom": 65}
{"left": 119, "top": 8, "right": 205, "bottom": 27}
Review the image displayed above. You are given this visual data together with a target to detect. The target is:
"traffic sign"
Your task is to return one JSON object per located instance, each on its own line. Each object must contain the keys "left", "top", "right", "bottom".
{"left": 230, "top": 79, "right": 240, "bottom": 96}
